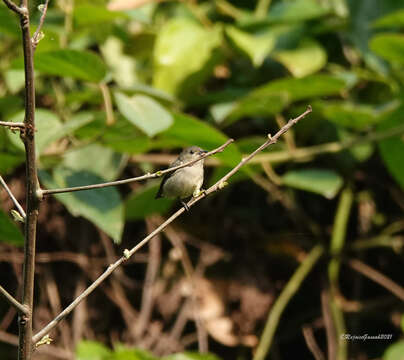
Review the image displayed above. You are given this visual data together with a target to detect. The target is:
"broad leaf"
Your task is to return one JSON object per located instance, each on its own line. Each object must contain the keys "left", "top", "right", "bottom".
{"left": 76, "top": 340, "right": 111, "bottom": 360}
{"left": 225, "top": 26, "right": 275, "bottom": 67}
{"left": 115, "top": 92, "right": 173, "bottom": 137}
{"left": 383, "top": 341, "right": 404, "bottom": 360}
{"left": 35, "top": 50, "right": 107, "bottom": 82}
{"left": 40, "top": 169, "right": 124, "bottom": 243}
{"left": 153, "top": 18, "right": 222, "bottom": 96}
{"left": 74, "top": 4, "right": 128, "bottom": 26}
{"left": 273, "top": 38, "right": 327, "bottom": 77}
{"left": 370, "top": 33, "right": 404, "bottom": 65}
{"left": 282, "top": 169, "right": 343, "bottom": 199}
{"left": 267, "top": 0, "right": 330, "bottom": 23}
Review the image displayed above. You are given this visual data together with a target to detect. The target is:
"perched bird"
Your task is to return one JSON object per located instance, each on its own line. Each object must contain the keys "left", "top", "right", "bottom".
{"left": 156, "top": 146, "right": 208, "bottom": 210}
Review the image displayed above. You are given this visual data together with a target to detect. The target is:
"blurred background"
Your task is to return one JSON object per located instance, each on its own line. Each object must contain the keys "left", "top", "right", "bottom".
{"left": 0, "top": 0, "right": 404, "bottom": 359}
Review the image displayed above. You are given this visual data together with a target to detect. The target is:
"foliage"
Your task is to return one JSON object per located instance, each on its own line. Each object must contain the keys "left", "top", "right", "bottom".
{"left": 1, "top": 0, "right": 404, "bottom": 359}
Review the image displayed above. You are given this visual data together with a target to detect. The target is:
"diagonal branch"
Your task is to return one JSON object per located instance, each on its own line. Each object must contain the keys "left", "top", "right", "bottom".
{"left": 32, "top": 106, "right": 312, "bottom": 344}
{"left": 0, "top": 175, "right": 26, "bottom": 219}
{"left": 0, "top": 285, "right": 28, "bottom": 315}
{"left": 32, "top": 0, "right": 50, "bottom": 50}
{"left": 41, "top": 139, "right": 234, "bottom": 196}
{"left": 2, "top": 0, "right": 26, "bottom": 15}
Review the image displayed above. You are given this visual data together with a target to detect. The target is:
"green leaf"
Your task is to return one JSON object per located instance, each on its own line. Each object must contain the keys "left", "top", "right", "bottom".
{"left": 0, "top": 210, "right": 24, "bottom": 246}
{"left": 163, "top": 352, "right": 223, "bottom": 360}
{"left": 383, "top": 341, "right": 404, "bottom": 360}
{"left": 35, "top": 50, "right": 107, "bottom": 82}
{"left": 0, "top": 6, "right": 19, "bottom": 36}
{"left": 320, "top": 101, "right": 396, "bottom": 129}
{"left": 115, "top": 92, "right": 173, "bottom": 137}
{"left": 267, "top": 0, "right": 330, "bottom": 23}
{"left": 76, "top": 340, "right": 112, "bottom": 360}
{"left": 126, "top": 184, "right": 173, "bottom": 220}
{"left": 7, "top": 109, "right": 93, "bottom": 156}
{"left": 252, "top": 74, "right": 348, "bottom": 103}
{"left": 378, "top": 106, "right": 404, "bottom": 190}
{"left": 225, "top": 26, "right": 275, "bottom": 67}
{"left": 161, "top": 113, "right": 241, "bottom": 167}
{"left": 273, "top": 38, "right": 327, "bottom": 78}
{"left": 0, "top": 153, "right": 24, "bottom": 175}
{"left": 61, "top": 144, "right": 124, "bottom": 181}
{"left": 40, "top": 168, "right": 124, "bottom": 243}
{"left": 373, "top": 9, "right": 404, "bottom": 28}
{"left": 370, "top": 33, "right": 404, "bottom": 65}
{"left": 153, "top": 18, "right": 222, "bottom": 96}
{"left": 74, "top": 4, "right": 128, "bottom": 26}
{"left": 282, "top": 169, "right": 343, "bottom": 199}
{"left": 112, "top": 345, "right": 158, "bottom": 360}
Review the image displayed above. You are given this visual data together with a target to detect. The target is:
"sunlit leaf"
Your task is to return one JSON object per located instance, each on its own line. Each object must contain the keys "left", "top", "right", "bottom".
{"left": 370, "top": 33, "right": 404, "bottom": 65}
{"left": 115, "top": 92, "right": 173, "bottom": 137}
{"left": 40, "top": 169, "right": 124, "bottom": 243}
{"left": 76, "top": 340, "right": 111, "bottom": 360}
{"left": 74, "top": 4, "right": 128, "bottom": 26}
{"left": 225, "top": 26, "right": 275, "bottom": 67}
{"left": 153, "top": 18, "right": 222, "bottom": 97}
{"left": 273, "top": 38, "right": 327, "bottom": 77}
{"left": 373, "top": 9, "right": 404, "bottom": 27}
{"left": 383, "top": 341, "right": 404, "bottom": 360}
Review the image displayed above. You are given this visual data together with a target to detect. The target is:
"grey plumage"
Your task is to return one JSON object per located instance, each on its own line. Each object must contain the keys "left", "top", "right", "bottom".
{"left": 156, "top": 146, "right": 207, "bottom": 201}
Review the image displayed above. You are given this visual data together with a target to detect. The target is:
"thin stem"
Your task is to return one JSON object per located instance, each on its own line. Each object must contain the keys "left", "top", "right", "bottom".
{"left": 302, "top": 325, "right": 325, "bottom": 360}
{"left": 41, "top": 139, "right": 234, "bottom": 196}
{"left": 0, "top": 121, "right": 26, "bottom": 129}
{"left": 0, "top": 175, "right": 26, "bottom": 219}
{"left": 0, "top": 285, "right": 28, "bottom": 315}
{"left": 33, "top": 106, "right": 312, "bottom": 344}
{"left": 255, "top": 0, "right": 272, "bottom": 18}
{"left": 253, "top": 245, "right": 324, "bottom": 360}
{"left": 32, "top": 0, "right": 50, "bottom": 50}
{"left": 99, "top": 83, "right": 115, "bottom": 126}
{"left": 347, "top": 258, "right": 404, "bottom": 301}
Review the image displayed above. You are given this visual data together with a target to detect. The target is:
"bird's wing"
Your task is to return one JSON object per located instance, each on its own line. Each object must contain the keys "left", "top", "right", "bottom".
{"left": 155, "top": 158, "right": 182, "bottom": 199}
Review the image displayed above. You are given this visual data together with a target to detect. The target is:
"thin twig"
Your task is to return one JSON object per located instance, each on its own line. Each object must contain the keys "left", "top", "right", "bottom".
{"left": 99, "top": 83, "right": 115, "bottom": 125}
{"left": 321, "top": 289, "right": 337, "bottom": 360}
{"left": 2, "top": 0, "right": 26, "bottom": 15}
{"left": 0, "top": 285, "right": 27, "bottom": 315}
{"left": 0, "top": 175, "right": 26, "bottom": 219}
{"left": 347, "top": 258, "right": 404, "bottom": 301}
{"left": 302, "top": 325, "right": 325, "bottom": 360}
{"left": 32, "top": 0, "right": 50, "bottom": 50}
{"left": 41, "top": 139, "right": 234, "bottom": 196}
{"left": 0, "top": 121, "right": 26, "bottom": 129}
{"left": 33, "top": 107, "right": 311, "bottom": 343}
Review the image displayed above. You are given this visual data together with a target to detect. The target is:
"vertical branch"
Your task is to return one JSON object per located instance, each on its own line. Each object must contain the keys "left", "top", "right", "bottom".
{"left": 17, "top": 0, "right": 42, "bottom": 358}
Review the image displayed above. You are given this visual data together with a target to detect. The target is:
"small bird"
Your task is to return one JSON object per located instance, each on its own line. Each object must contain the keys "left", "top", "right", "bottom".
{"left": 156, "top": 146, "right": 208, "bottom": 210}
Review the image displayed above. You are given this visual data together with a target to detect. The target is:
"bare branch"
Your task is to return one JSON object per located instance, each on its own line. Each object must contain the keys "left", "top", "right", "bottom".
{"left": 32, "top": 0, "right": 50, "bottom": 51}
{"left": 41, "top": 138, "right": 234, "bottom": 196}
{"left": 302, "top": 325, "right": 325, "bottom": 360}
{"left": 347, "top": 258, "right": 404, "bottom": 301}
{"left": 2, "top": 0, "right": 26, "bottom": 15}
{"left": 33, "top": 107, "right": 311, "bottom": 343}
{"left": 0, "top": 175, "right": 26, "bottom": 219}
{"left": 0, "top": 284, "right": 28, "bottom": 315}
{"left": 0, "top": 121, "right": 26, "bottom": 129}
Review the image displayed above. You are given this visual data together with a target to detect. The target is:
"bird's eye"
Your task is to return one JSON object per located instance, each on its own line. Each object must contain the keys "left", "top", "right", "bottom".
{"left": 190, "top": 150, "right": 194, "bottom": 154}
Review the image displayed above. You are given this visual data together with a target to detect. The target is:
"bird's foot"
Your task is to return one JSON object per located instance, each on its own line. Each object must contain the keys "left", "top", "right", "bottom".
{"left": 181, "top": 200, "right": 190, "bottom": 211}
{"left": 193, "top": 188, "right": 206, "bottom": 198}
